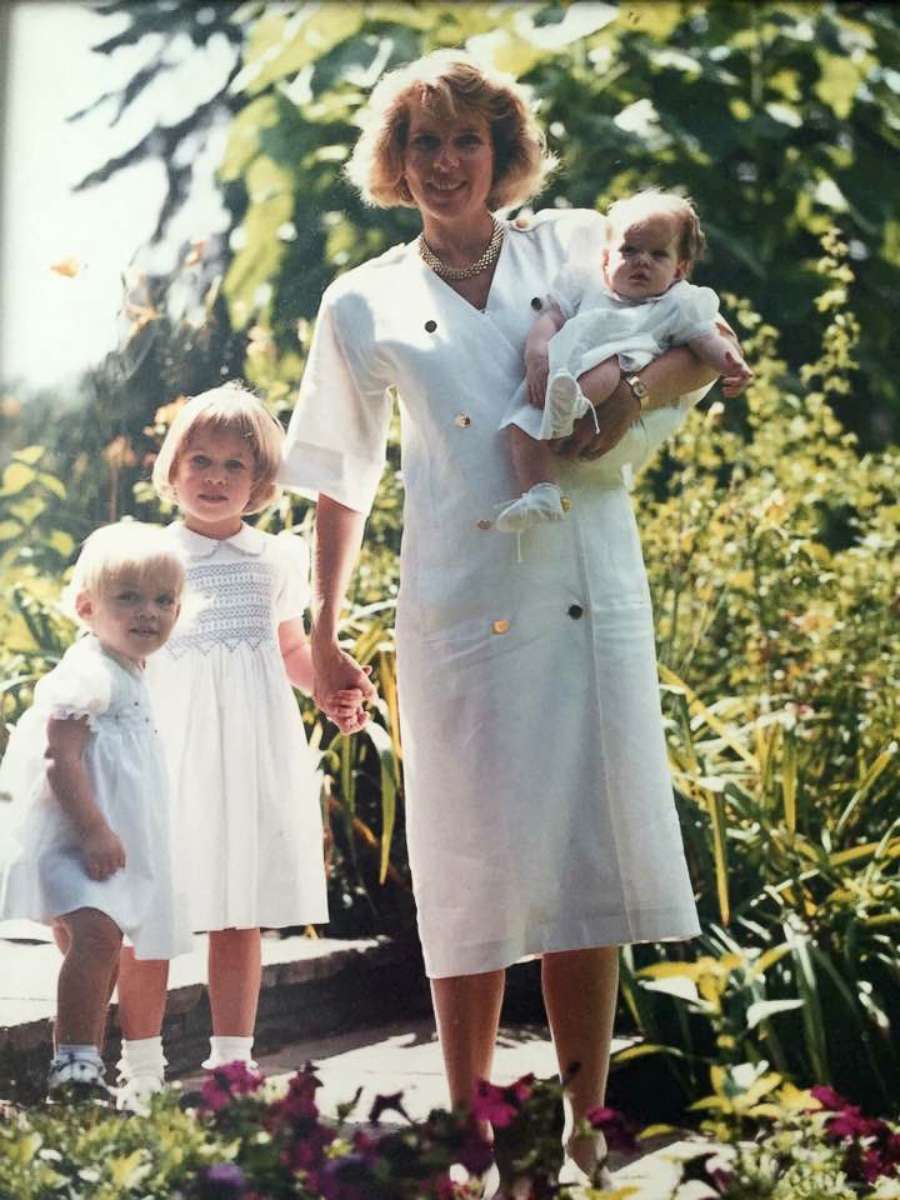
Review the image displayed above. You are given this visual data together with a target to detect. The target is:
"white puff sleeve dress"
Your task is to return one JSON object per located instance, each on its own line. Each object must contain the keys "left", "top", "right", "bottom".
{"left": 280, "top": 209, "right": 701, "bottom": 978}
{"left": 143, "top": 523, "right": 327, "bottom": 933}
{"left": 0, "top": 635, "right": 191, "bottom": 959}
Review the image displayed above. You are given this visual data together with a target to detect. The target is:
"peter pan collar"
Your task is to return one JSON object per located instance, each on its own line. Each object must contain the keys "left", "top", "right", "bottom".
{"left": 171, "top": 522, "right": 266, "bottom": 559}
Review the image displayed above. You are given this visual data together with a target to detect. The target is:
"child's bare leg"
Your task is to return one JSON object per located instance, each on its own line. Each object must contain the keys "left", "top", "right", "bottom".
{"left": 507, "top": 424, "right": 559, "bottom": 494}
{"left": 575, "top": 357, "right": 621, "bottom": 409}
{"left": 117, "top": 947, "right": 170, "bottom": 1039}
{"left": 208, "top": 927, "right": 262, "bottom": 1036}
{"left": 55, "top": 908, "right": 123, "bottom": 1047}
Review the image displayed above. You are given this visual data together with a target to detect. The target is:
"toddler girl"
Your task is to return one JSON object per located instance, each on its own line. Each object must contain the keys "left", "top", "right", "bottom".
{"left": 0, "top": 521, "right": 188, "bottom": 1099}
{"left": 496, "top": 189, "right": 753, "bottom": 531}
{"left": 115, "top": 384, "right": 361, "bottom": 1112}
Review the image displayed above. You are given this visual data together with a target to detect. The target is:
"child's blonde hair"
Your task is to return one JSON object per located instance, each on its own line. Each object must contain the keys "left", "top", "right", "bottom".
{"left": 152, "top": 383, "right": 285, "bottom": 514}
{"left": 62, "top": 521, "right": 186, "bottom": 624}
{"left": 606, "top": 189, "right": 706, "bottom": 275}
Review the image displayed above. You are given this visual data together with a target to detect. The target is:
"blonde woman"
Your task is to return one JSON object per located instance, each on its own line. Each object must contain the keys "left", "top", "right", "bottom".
{"left": 282, "top": 52, "right": 732, "bottom": 1192}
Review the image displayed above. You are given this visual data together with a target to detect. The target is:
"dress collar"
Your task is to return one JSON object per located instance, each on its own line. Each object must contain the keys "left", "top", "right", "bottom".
{"left": 170, "top": 521, "right": 266, "bottom": 559}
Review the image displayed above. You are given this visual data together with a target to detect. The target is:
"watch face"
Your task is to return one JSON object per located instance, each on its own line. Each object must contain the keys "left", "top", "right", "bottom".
{"left": 628, "top": 375, "right": 648, "bottom": 398}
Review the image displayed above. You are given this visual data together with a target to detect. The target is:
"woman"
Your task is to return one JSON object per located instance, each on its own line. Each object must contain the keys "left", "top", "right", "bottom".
{"left": 281, "top": 50, "right": 724, "bottom": 1191}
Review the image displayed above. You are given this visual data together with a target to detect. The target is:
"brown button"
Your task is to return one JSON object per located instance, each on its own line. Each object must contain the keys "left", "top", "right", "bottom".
{"left": 514, "top": 216, "right": 530, "bottom": 230}
{"left": 568, "top": 604, "right": 584, "bottom": 620}
{"left": 425, "top": 320, "right": 437, "bottom": 332}
{"left": 476, "top": 519, "right": 493, "bottom": 530}
{"left": 530, "top": 296, "right": 542, "bottom": 310}
{"left": 560, "top": 496, "right": 573, "bottom": 512}
{"left": 454, "top": 413, "right": 472, "bottom": 428}
{"left": 491, "top": 619, "right": 510, "bottom": 635}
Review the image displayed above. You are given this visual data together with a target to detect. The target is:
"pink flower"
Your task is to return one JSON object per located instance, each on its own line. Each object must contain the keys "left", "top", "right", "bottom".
{"left": 199, "top": 1061, "right": 264, "bottom": 1113}
{"left": 586, "top": 1105, "right": 637, "bottom": 1154}
{"left": 471, "top": 1079, "right": 519, "bottom": 1128}
{"left": 809, "top": 1085, "right": 848, "bottom": 1112}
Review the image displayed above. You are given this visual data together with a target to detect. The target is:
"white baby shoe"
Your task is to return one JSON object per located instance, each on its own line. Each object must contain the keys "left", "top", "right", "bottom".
{"left": 495, "top": 482, "right": 566, "bottom": 534}
{"left": 47, "top": 1051, "right": 110, "bottom": 1104}
{"left": 541, "top": 370, "right": 595, "bottom": 440}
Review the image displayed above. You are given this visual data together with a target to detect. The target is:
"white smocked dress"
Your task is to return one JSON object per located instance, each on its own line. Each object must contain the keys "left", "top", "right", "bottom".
{"left": 281, "top": 209, "right": 701, "bottom": 979}
{"left": 502, "top": 270, "right": 721, "bottom": 486}
{"left": 144, "top": 523, "right": 328, "bottom": 933}
{"left": 0, "top": 635, "right": 191, "bottom": 959}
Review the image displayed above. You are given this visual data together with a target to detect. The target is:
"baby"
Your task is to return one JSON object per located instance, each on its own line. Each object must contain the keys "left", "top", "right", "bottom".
{"left": 496, "top": 189, "right": 753, "bottom": 531}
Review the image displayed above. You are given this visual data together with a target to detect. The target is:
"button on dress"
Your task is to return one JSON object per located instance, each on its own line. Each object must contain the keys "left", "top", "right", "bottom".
{"left": 280, "top": 209, "right": 701, "bottom": 978}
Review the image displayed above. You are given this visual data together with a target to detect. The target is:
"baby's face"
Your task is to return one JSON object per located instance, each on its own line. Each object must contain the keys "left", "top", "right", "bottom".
{"left": 77, "top": 569, "right": 182, "bottom": 665}
{"left": 604, "top": 213, "right": 686, "bottom": 300}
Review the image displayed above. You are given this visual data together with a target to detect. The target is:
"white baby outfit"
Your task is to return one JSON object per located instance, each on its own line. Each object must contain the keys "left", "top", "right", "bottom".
{"left": 144, "top": 523, "right": 327, "bottom": 933}
{"left": 502, "top": 263, "right": 721, "bottom": 485}
{"left": 0, "top": 635, "right": 190, "bottom": 959}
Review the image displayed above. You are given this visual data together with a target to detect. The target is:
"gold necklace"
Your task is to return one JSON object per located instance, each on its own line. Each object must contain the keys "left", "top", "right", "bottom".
{"left": 418, "top": 218, "right": 505, "bottom": 281}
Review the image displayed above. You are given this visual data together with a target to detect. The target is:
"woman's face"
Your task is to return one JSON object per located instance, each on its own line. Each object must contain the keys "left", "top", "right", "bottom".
{"left": 402, "top": 99, "right": 495, "bottom": 226}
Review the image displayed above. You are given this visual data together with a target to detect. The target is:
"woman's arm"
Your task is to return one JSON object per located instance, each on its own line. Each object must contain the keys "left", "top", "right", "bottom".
{"left": 279, "top": 617, "right": 366, "bottom": 725}
{"left": 309, "top": 494, "right": 377, "bottom": 731}
{"left": 560, "top": 324, "right": 742, "bottom": 460}
{"left": 46, "top": 717, "right": 126, "bottom": 880}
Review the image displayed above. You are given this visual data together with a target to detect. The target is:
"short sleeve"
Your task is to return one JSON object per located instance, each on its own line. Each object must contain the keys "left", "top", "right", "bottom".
{"left": 547, "top": 263, "right": 591, "bottom": 320}
{"left": 671, "top": 283, "right": 721, "bottom": 344}
{"left": 279, "top": 280, "right": 394, "bottom": 515}
{"left": 543, "top": 209, "right": 608, "bottom": 319}
{"left": 273, "top": 533, "right": 310, "bottom": 623}
{"left": 34, "top": 641, "right": 112, "bottom": 730}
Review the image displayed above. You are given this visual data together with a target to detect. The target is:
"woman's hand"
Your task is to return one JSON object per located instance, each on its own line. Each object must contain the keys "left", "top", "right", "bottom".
{"left": 555, "top": 379, "right": 640, "bottom": 461}
{"left": 80, "top": 821, "right": 127, "bottom": 881}
{"left": 311, "top": 636, "right": 377, "bottom": 733}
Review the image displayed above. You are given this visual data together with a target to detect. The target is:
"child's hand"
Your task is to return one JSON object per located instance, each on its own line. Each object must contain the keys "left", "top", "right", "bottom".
{"left": 80, "top": 822, "right": 127, "bottom": 881}
{"left": 330, "top": 688, "right": 368, "bottom": 732}
{"left": 720, "top": 349, "right": 754, "bottom": 398}
{"left": 525, "top": 351, "right": 550, "bottom": 408}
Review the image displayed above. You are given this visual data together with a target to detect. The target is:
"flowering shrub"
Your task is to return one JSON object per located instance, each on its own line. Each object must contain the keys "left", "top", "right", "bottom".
{"left": 0, "top": 1064, "right": 897, "bottom": 1199}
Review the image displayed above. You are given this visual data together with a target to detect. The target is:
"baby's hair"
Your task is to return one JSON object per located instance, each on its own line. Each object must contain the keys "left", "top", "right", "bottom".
{"left": 61, "top": 521, "right": 186, "bottom": 626}
{"left": 152, "top": 383, "right": 285, "bottom": 514}
{"left": 606, "top": 189, "right": 706, "bottom": 274}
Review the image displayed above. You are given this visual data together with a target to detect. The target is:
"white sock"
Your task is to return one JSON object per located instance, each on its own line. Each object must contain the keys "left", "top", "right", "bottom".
{"left": 118, "top": 1036, "right": 166, "bottom": 1080}
{"left": 202, "top": 1035, "right": 255, "bottom": 1070}
{"left": 55, "top": 1043, "right": 103, "bottom": 1067}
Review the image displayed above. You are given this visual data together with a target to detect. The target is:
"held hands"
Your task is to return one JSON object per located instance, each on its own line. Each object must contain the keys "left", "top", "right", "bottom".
{"left": 312, "top": 639, "right": 378, "bottom": 735}
{"left": 80, "top": 821, "right": 126, "bottom": 881}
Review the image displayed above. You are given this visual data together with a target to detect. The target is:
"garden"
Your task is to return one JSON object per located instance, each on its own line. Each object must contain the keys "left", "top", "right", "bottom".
{"left": 1, "top": 2, "right": 898, "bottom": 1196}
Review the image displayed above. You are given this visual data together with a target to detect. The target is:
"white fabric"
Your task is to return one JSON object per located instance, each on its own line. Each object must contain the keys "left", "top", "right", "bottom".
{"left": 144, "top": 522, "right": 328, "bottom": 932}
{"left": 281, "top": 209, "right": 700, "bottom": 978}
{"left": 0, "top": 636, "right": 191, "bottom": 959}
{"left": 502, "top": 264, "right": 720, "bottom": 485}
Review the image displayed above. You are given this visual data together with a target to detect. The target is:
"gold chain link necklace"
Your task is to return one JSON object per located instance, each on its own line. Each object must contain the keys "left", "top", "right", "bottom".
{"left": 418, "top": 218, "right": 505, "bottom": 281}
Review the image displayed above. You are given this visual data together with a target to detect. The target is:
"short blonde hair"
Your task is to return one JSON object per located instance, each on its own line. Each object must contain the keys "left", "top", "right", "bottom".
{"left": 152, "top": 384, "right": 285, "bottom": 514}
{"left": 606, "top": 189, "right": 706, "bottom": 274}
{"left": 345, "top": 49, "right": 557, "bottom": 211}
{"left": 62, "top": 521, "right": 186, "bottom": 624}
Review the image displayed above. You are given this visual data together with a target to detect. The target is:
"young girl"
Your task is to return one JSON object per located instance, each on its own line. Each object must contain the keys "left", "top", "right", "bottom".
{"left": 115, "top": 384, "right": 361, "bottom": 1112}
{"left": 495, "top": 189, "right": 754, "bottom": 531}
{"left": 0, "top": 521, "right": 188, "bottom": 1099}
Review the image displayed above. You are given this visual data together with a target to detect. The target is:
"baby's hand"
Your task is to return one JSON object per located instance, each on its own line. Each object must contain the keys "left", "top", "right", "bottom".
{"left": 720, "top": 349, "right": 754, "bottom": 398}
{"left": 329, "top": 686, "right": 371, "bottom": 735}
{"left": 525, "top": 351, "right": 550, "bottom": 408}
{"left": 80, "top": 822, "right": 126, "bottom": 881}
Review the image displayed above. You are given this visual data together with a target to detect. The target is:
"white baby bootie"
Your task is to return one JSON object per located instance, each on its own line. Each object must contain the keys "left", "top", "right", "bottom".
{"left": 540, "top": 370, "right": 595, "bottom": 440}
{"left": 116, "top": 1036, "right": 167, "bottom": 1114}
{"left": 202, "top": 1035, "right": 258, "bottom": 1071}
{"left": 495, "top": 482, "right": 566, "bottom": 534}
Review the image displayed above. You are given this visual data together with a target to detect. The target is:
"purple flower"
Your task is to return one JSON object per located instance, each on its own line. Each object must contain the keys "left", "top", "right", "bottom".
{"left": 194, "top": 1162, "right": 247, "bottom": 1197}
{"left": 199, "top": 1062, "right": 264, "bottom": 1113}
{"left": 586, "top": 1105, "right": 638, "bottom": 1154}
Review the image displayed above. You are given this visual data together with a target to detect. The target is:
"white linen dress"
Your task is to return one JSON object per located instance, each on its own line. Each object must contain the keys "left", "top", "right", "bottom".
{"left": 280, "top": 208, "right": 701, "bottom": 979}
{"left": 0, "top": 635, "right": 190, "bottom": 959}
{"left": 144, "top": 523, "right": 328, "bottom": 933}
{"left": 502, "top": 268, "right": 721, "bottom": 487}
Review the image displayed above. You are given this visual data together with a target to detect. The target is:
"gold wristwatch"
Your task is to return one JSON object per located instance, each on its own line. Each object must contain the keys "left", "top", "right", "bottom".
{"left": 624, "top": 373, "right": 649, "bottom": 412}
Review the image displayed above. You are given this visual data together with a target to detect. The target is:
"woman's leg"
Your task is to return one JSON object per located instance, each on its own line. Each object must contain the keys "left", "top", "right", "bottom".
{"left": 541, "top": 946, "right": 619, "bottom": 1172}
{"left": 55, "top": 908, "right": 123, "bottom": 1047}
{"left": 208, "top": 927, "right": 262, "bottom": 1035}
{"left": 117, "top": 948, "right": 170, "bottom": 1038}
{"left": 431, "top": 969, "right": 506, "bottom": 1117}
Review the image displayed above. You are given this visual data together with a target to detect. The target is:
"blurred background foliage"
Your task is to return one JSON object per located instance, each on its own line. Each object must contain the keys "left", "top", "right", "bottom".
{"left": 1, "top": 1, "right": 898, "bottom": 1119}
